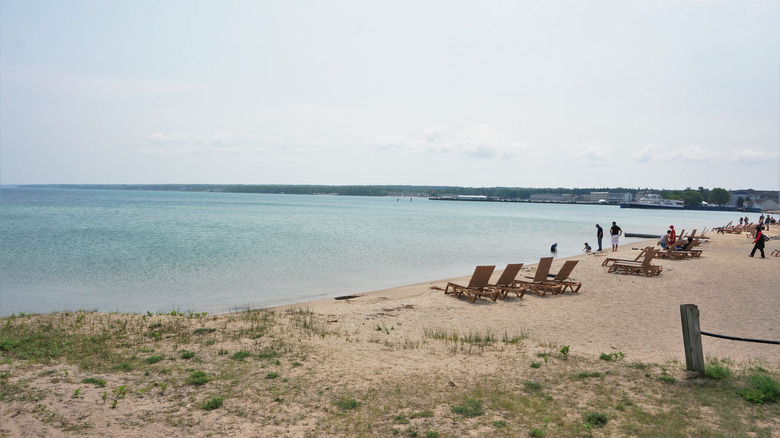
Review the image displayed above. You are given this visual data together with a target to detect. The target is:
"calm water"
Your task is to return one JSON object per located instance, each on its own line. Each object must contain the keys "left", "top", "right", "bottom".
{"left": 0, "top": 188, "right": 742, "bottom": 316}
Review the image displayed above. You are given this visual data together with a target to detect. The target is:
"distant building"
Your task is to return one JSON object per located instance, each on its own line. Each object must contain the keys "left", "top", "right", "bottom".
{"left": 530, "top": 193, "right": 573, "bottom": 202}
{"left": 589, "top": 191, "right": 632, "bottom": 204}
{"left": 758, "top": 198, "right": 779, "bottom": 212}
{"left": 729, "top": 189, "right": 780, "bottom": 211}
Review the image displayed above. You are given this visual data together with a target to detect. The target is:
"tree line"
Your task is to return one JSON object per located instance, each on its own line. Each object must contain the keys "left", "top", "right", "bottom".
{"left": 21, "top": 184, "right": 734, "bottom": 205}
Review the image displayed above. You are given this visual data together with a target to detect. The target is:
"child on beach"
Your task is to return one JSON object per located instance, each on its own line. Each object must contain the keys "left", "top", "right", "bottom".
{"left": 583, "top": 243, "right": 591, "bottom": 252}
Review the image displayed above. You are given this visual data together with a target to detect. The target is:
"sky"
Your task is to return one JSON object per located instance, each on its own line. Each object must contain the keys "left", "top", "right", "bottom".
{"left": 1, "top": 0, "right": 779, "bottom": 190}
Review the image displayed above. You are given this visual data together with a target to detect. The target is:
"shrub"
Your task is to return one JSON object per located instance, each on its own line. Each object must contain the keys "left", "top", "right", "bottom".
{"left": 145, "top": 355, "right": 164, "bottom": 364}
{"left": 202, "top": 396, "right": 224, "bottom": 410}
{"left": 584, "top": 412, "right": 608, "bottom": 426}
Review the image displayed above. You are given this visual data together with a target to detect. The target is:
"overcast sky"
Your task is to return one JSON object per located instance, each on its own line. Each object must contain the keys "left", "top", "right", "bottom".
{"left": 1, "top": 0, "right": 778, "bottom": 190}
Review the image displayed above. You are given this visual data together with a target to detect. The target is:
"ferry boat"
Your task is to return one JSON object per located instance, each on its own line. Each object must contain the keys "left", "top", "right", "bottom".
{"left": 620, "top": 194, "right": 684, "bottom": 210}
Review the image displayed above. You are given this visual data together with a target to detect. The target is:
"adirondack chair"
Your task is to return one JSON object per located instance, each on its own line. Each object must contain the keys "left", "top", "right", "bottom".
{"left": 444, "top": 265, "right": 498, "bottom": 303}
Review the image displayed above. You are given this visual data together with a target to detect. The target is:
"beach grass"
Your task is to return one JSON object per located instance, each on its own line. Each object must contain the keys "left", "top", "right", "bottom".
{"left": 1, "top": 309, "right": 778, "bottom": 437}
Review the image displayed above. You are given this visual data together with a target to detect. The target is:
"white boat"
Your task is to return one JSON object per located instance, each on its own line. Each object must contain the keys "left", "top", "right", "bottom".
{"left": 620, "top": 194, "right": 684, "bottom": 210}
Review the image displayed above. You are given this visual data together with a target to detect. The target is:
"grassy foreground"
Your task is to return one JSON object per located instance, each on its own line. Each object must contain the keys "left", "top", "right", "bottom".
{"left": 1, "top": 309, "right": 778, "bottom": 437}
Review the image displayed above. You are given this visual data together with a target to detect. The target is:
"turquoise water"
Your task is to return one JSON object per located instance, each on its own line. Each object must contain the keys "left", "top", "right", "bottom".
{"left": 0, "top": 188, "right": 743, "bottom": 316}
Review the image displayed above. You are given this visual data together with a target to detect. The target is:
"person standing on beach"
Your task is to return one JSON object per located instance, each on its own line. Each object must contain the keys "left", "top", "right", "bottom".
{"left": 610, "top": 221, "right": 622, "bottom": 251}
{"left": 668, "top": 225, "right": 677, "bottom": 247}
{"left": 596, "top": 224, "right": 604, "bottom": 251}
{"left": 750, "top": 226, "right": 766, "bottom": 258}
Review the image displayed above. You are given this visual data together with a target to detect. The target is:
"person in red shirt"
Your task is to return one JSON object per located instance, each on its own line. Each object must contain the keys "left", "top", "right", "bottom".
{"left": 750, "top": 226, "right": 766, "bottom": 258}
{"left": 668, "top": 225, "right": 677, "bottom": 247}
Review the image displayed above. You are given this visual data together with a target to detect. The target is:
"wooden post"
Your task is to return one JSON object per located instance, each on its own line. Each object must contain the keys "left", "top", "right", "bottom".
{"left": 680, "top": 304, "right": 705, "bottom": 372}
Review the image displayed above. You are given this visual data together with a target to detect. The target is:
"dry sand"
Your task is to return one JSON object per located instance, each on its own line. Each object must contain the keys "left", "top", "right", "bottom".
{"left": 1, "top": 230, "right": 778, "bottom": 437}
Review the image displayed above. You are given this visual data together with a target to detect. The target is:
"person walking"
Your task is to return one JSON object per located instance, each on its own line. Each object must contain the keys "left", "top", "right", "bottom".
{"left": 610, "top": 221, "right": 622, "bottom": 251}
{"left": 596, "top": 224, "right": 604, "bottom": 251}
{"left": 750, "top": 225, "right": 766, "bottom": 258}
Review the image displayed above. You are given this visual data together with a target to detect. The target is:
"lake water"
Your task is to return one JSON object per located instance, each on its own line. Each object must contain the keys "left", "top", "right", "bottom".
{"left": 0, "top": 188, "right": 743, "bottom": 316}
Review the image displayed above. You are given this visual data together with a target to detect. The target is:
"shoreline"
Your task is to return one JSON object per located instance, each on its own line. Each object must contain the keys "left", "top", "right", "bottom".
{"left": 268, "top": 239, "right": 660, "bottom": 313}
{"left": 273, "top": 234, "right": 779, "bottom": 365}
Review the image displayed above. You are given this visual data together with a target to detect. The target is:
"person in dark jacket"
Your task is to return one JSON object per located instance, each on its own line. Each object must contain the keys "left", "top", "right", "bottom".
{"left": 596, "top": 224, "right": 604, "bottom": 251}
{"left": 750, "top": 226, "right": 765, "bottom": 258}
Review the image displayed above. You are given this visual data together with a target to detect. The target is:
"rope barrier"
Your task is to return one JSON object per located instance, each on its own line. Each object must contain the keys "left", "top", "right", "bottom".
{"left": 700, "top": 331, "right": 780, "bottom": 345}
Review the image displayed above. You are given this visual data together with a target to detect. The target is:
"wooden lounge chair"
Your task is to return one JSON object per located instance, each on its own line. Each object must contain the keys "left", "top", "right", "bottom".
{"left": 444, "top": 265, "right": 498, "bottom": 303}
{"left": 771, "top": 249, "right": 780, "bottom": 257}
{"left": 545, "top": 260, "right": 582, "bottom": 293}
{"left": 608, "top": 248, "right": 663, "bottom": 277}
{"left": 602, "top": 247, "right": 648, "bottom": 266}
{"left": 513, "top": 257, "right": 563, "bottom": 296}
{"left": 490, "top": 263, "right": 525, "bottom": 299}
{"left": 657, "top": 245, "right": 702, "bottom": 259}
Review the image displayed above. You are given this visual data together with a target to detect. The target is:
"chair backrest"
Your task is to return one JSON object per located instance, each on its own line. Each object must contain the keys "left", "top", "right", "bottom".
{"left": 533, "top": 257, "right": 554, "bottom": 282}
{"left": 633, "top": 247, "right": 648, "bottom": 261}
{"left": 688, "top": 229, "right": 697, "bottom": 239}
{"left": 553, "top": 260, "right": 578, "bottom": 281}
{"left": 467, "top": 265, "right": 496, "bottom": 288}
{"left": 495, "top": 263, "right": 523, "bottom": 286}
{"left": 640, "top": 247, "right": 657, "bottom": 266}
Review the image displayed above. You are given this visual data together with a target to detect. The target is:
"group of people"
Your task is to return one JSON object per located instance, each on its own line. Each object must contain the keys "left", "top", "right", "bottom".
{"left": 554, "top": 221, "right": 623, "bottom": 255}
{"left": 657, "top": 224, "right": 694, "bottom": 251}
{"left": 558, "top": 215, "right": 771, "bottom": 259}
{"left": 740, "top": 215, "right": 775, "bottom": 229}
{"left": 590, "top": 222, "right": 621, "bottom": 252}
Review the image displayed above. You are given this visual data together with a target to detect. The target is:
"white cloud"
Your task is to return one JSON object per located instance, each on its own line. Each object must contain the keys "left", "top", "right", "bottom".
{"left": 571, "top": 144, "right": 609, "bottom": 164}
{"left": 141, "top": 132, "right": 250, "bottom": 156}
{"left": 374, "top": 124, "right": 527, "bottom": 158}
{"left": 633, "top": 144, "right": 655, "bottom": 163}
{"left": 668, "top": 144, "right": 710, "bottom": 162}
{"left": 423, "top": 126, "right": 449, "bottom": 144}
{"left": 733, "top": 148, "right": 779, "bottom": 163}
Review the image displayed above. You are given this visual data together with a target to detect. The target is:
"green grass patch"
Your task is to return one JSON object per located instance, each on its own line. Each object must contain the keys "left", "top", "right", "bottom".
{"left": 335, "top": 397, "right": 361, "bottom": 410}
{"left": 193, "top": 328, "right": 216, "bottom": 335}
{"left": 575, "top": 371, "right": 603, "bottom": 379}
{"left": 231, "top": 350, "right": 253, "bottom": 360}
{"left": 186, "top": 371, "right": 211, "bottom": 385}
{"left": 739, "top": 373, "right": 780, "bottom": 404}
{"left": 451, "top": 399, "right": 483, "bottom": 417}
{"left": 80, "top": 377, "right": 106, "bottom": 387}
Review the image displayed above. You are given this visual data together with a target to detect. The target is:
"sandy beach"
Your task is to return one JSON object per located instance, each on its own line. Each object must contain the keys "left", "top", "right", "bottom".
{"left": 299, "top": 231, "right": 780, "bottom": 366}
{"left": 1, "top": 229, "right": 778, "bottom": 437}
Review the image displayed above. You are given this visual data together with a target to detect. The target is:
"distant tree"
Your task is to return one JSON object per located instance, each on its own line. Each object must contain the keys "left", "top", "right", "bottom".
{"left": 683, "top": 190, "right": 704, "bottom": 207}
{"left": 664, "top": 191, "right": 684, "bottom": 200}
{"left": 709, "top": 188, "right": 730, "bottom": 205}
{"left": 737, "top": 196, "right": 745, "bottom": 208}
